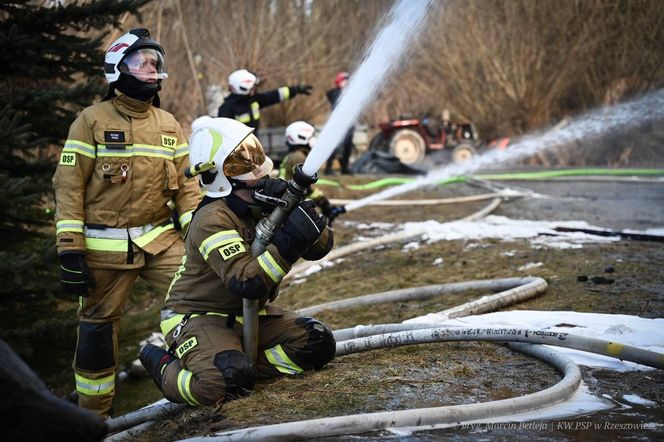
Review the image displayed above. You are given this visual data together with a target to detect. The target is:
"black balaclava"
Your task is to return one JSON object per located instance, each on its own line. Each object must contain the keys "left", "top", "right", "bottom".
{"left": 109, "top": 72, "right": 162, "bottom": 105}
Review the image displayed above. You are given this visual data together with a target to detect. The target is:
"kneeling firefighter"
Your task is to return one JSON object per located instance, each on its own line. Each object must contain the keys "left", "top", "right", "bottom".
{"left": 140, "top": 118, "right": 336, "bottom": 406}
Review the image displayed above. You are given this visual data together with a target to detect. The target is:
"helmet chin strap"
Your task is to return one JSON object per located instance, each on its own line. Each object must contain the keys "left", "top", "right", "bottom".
{"left": 229, "top": 179, "right": 250, "bottom": 191}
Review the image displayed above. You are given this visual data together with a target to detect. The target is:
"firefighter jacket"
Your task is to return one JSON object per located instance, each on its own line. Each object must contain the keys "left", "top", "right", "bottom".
{"left": 326, "top": 87, "right": 354, "bottom": 146}
{"left": 52, "top": 92, "right": 201, "bottom": 269}
{"left": 161, "top": 194, "right": 333, "bottom": 327}
{"left": 278, "top": 147, "right": 326, "bottom": 203}
{"left": 217, "top": 86, "right": 296, "bottom": 133}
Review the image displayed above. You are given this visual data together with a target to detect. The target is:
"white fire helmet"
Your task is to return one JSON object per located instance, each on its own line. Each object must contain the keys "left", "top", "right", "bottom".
{"left": 285, "top": 121, "right": 316, "bottom": 147}
{"left": 228, "top": 69, "right": 259, "bottom": 95}
{"left": 188, "top": 118, "right": 273, "bottom": 197}
{"left": 104, "top": 28, "right": 167, "bottom": 84}
{"left": 190, "top": 115, "right": 214, "bottom": 133}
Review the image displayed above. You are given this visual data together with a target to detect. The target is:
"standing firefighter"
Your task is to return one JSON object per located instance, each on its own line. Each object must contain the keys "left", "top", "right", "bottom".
{"left": 217, "top": 69, "right": 312, "bottom": 136}
{"left": 139, "top": 117, "right": 336, "bottom": 407}
{"left": 325, "top": 71, "right": 354, "bottom": 175}
{"left": 52, "top": 28, "right": 201, "bottom": 418}
{"left": 278, "top": 121, "right": 343, "bottom": 224}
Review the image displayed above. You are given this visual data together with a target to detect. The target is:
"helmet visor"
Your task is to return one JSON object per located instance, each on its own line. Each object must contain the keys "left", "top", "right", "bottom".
{"left": 224, "top": 135, "right": 273, "bottom": 181}
{"left": 119, "top": 49, "right": 168, "bottom": 82}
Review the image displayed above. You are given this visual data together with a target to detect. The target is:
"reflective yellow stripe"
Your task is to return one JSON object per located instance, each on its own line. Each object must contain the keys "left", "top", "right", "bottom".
{"left": 278, "top": 86, "right": 290, "bottom": 101}
{"left": 174, "top": 143, "right": 189, "bottom": 158}
{"left": 235, "top": 113, "right": 251, "bottom": 123}
{"left": 160, "top": 310, "right": 268, "bottom": 336}
{"left": 96, "top": 144, "right": 175, "bottom": 160}
{"left": 133, "top": 223, "right": 174, "bottom": 248}
{"left": 250, "top": 101, "right": 260, "bottom": 119}
{"left": 166, "top": 255, "right": 187, "bottom": 303}
{"left": 309, "top": 189, "right": 323, "bottom": 200}
{"left": 63, "top": 139, "right": 96, "bottom": 158}
{"left": 278, "top": 154, "right": 290, "bottom": 179}
{"left": 75, "top": 373, "right": 115, "bottom": 396}
{"left": 56, "top": 219, "right": 84, "bottom": 234}
{"left": 265, "top": 344, "right": 303, "bottom": 375}
{"left": 179, "top": 211, "right": 193, "bottom": 230}
{"left": 199, "top": 230, "right": 242, "bottom": 260}
{"left": 258, "top": 250, "right": 286, "bottom": 283}
{"left": 85, "top": 237, "right": 127, "bottom": 252}
{"left": 177, "top": 369, "right": 202, "bottom": 406}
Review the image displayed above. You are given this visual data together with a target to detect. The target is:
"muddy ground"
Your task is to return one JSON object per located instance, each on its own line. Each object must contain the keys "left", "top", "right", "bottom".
{"left": 115, "top": 169, "right": 664, "bottom": 441}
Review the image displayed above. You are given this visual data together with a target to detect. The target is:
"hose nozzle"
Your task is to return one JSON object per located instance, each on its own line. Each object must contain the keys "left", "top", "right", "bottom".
{"left": 292, "top": 164, "right": 318, "bottom": 192}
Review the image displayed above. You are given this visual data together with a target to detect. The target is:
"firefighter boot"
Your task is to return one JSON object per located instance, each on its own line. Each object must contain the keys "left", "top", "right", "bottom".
{"left": 140, "top": 344, "right": 176, "bottom": 392}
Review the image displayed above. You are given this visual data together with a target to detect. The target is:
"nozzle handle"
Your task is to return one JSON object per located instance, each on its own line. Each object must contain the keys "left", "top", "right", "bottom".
{"left": 185, "top": 161, "right": 216, "bottom": 179}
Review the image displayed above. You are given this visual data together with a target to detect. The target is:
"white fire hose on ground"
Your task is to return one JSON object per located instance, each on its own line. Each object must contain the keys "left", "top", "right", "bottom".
{"left": 105, "top": 275, "right": 664, "bottom": 440}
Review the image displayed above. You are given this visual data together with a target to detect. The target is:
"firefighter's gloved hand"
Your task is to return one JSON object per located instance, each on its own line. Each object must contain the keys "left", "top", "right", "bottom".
{"left": 253, "top": 177, "right": 288, "bottom": 213}
{"left": 273, "top": 200, "right": 326, "bottom": 263}
{"left": 290, "top": 84, "right": 313, "bottom": 96}
{"left": 327, "top": 205, "right": 346, "bottom": 227}
{"left": 59, "top": 252, "right": 96, "bottom": 297}
{"left": 315, "top": 196, "right": 332, "bottom": 218}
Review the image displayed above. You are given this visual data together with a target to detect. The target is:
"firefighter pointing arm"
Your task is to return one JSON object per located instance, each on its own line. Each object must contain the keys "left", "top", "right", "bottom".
{"left": 139, "top": 118, "right": 336, "bottom": 407}
{"left": 52, "top": 28, "right": 201, "bottom": 418}
{"left": 217, "top": 69, "right": 312, "bottom": 136}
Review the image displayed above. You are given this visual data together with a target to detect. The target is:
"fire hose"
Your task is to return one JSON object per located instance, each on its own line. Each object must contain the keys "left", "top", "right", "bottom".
{"left": 245, "top": 164, "right": 318, "bottom": 361}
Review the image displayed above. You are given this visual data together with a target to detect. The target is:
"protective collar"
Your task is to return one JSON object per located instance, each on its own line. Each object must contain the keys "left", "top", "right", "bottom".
{"left": 112, "top": 91, "right": 153, "bottom": 118}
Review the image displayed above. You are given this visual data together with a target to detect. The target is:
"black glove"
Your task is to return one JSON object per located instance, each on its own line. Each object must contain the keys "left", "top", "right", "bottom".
{"left": 327, "top": 205, "right": 346, "bottom": 227}
{"left": 273, "top": 200, "right": 326, "bottom": 262}
{"left": 290, "top": 84, "right": 313, "bottom": 96}
{"left": 252, "top": 177, "right": 288, "bottom": 213}
{"left": 59, "top": 252, "right": 96, "bottom": 297}
{"left": 315, "top": 196, "right": 332, "bottom": 218}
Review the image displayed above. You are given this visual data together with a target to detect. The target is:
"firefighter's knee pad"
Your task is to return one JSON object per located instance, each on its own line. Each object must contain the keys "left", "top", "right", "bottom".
{"left": 213, "top": 350, "right": 256, "bottom": 401}
{"left": 295, "top": 317, "right": 336, "bottom": 370}
{"left": 75, "top": 322, "right": 115, "bottom": 371}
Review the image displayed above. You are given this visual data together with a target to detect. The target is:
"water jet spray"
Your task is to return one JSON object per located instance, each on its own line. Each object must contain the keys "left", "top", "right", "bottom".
{"left": 242, "top": 0, "right": 435, "bottom": 360}
{"left": 344, "top": 88, "right": 664, "bottom": 213}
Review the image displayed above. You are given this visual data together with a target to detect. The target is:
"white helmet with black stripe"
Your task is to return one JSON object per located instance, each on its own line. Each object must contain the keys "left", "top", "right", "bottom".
{"left": 228, "top": 69, "right": 259, "bottom": 95}
{"left": 285, "top": 121, "right": 316, "bottom": 148}
{"left": 104, "top": 28, "right": 167, "bottom": 84}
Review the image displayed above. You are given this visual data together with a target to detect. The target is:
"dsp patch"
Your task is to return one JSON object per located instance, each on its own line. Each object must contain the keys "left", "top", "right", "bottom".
{"left": 161, "top": 134, "right": 177, "bottom": 148}
{"left": 218, "top": 242, "right": 245, "bottom": 260}
{"left": 59, "top": 152, "right": 76, "bottom": 166}
{"left": 176, "top": 337, "right": 198, "bottom": 358}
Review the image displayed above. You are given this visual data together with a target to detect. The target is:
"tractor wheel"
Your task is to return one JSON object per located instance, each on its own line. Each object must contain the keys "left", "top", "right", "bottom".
{"left": 389, "top": 129, "right": 426, "bottom": 165}
{"left": 368, "top": 133, "right": 388, "bottom": 152}
{"left": 451, "top": 143, "right": 477, "bottom": 163}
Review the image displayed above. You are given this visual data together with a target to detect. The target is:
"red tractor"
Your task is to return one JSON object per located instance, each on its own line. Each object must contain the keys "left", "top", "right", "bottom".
{"left": 368, "top": 114, "right": 480, "bottom": 165}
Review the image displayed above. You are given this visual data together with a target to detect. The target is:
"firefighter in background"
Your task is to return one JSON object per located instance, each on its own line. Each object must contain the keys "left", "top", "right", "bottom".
{"left": 52, "top": 28, "right": 201, "bottom": 418}
{"left": 217, "top": 69, "right": 312, "bottom": 136}
{"left": 139, "top": 117, "right": 336, "bottom": 407}
{"left": 324, "top": 71, "right": 354, "bottom": 175}
{"left": 278, "top": 121, "right": 344, "bottom": 224}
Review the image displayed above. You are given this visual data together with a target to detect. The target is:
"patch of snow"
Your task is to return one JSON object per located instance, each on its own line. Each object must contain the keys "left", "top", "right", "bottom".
{"left": 354, "top": 216, "right": 647, "bottom": 249}
{"left": 403, "top": 241, "right": 420, "bottom": 250}
{"left": 622, "top": 394, "right": 657, "bottom": 406}
{"left": 518, "top": 262, "right": 543, "bottom": 271}
{"left": 406, "top": 311, "right": 664, "bottom": 371}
